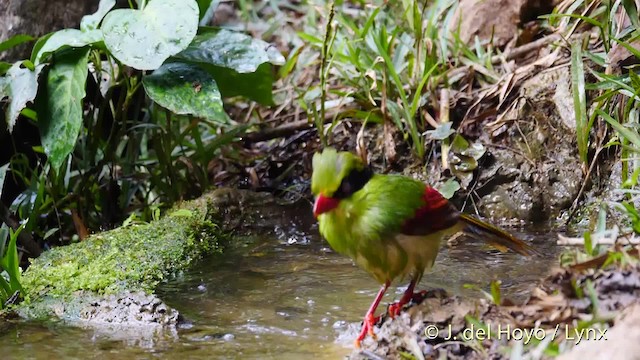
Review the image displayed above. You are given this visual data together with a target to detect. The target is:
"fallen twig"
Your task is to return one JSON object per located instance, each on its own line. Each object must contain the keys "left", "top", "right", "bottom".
{"left": 557, "top": 231, "right": 640, "bottom": 246}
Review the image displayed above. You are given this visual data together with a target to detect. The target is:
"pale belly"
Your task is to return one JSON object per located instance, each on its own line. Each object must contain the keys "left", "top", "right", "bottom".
{"left": 353, "top": 225, "right": 462, "bottom": 284}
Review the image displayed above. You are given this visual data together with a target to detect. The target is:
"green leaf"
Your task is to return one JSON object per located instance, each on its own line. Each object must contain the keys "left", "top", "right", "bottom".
{"left": 0, "top": 34, "right": 35, "bottom": 54}
{"left": 490, "top": 280, "right": 501, "bottom": 305}
{"left": 197, "top": 0, "right": 219, "bottom": 25}
{"left": 612, "top": 38, "right": 640, "bottom": 67}
{"left": 451, "top": 133, "right": 469, "bottom": 152}
{"left": 200, "top": 62, "right": 275, "bottom": 105}
{"left": 38, "top": 48, "right": 90, "bottom": 172}
{"left": 0, "top": 77, "right": 6, "bottom": 98}
{"left": 1, "top": 62, "right": 45, "bottom": 132}
{"left": 436, "top": 178, "right": 460, "bottom": 199}
{"left": 0, "top": 225, "right": 6, "bottom": 262}
{"left": 0, "top": 275, "right": 10, "bottom": 302}
{"left": 426, "top": 122, "right": 455, "bottom": 140}
{"left": 142, "top": 62, "right": 229, "bottom": 123}
{"left": 0, "top": 163, "right": 8, "bottom": 200}
{"left": 598, "top": 109, "right": 640, "bottom": 148}
{"left": 623, "top": 0, "right": 640, "bottom": 30}
{"left": 0, "top": 62, "right": 11, "bottom": 76}
{"left": 583, "top": 231, "right": 593, "bottom": 256}
{"left": 101, "top": 0, "right": 199, "bottom": 70}
{"left": 622, "top": 202, "right": 640, "bottom": 233}
{"left": 176, "top": 29, "right": 282, "bottom": 104}
{"left": 466, "top": 143, "right": 486, "bottom": 160}
{"left": 80, "top": 0, "right": 116, "bottom": 31}
{"left": 5, "top": 227, "right": 22, "bottom": 292}
{"left": 630, "top": 70, "right": 640, "bottom": 93}
{"left": 33, "top": 29, "right": 103, "bottom": 65}
{"left": 176, "top": 28, "right": 285, "bottom": 73}
{"left": 571, "top": 42, "right": 588, "bottom": 163}
{"left": 29, "top": 33, "right": 53, "bottom": 64}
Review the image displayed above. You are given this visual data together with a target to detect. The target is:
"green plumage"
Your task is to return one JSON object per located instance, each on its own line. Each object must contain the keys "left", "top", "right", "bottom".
{"left": 312, "top": 148, "right": 455, "bottom": 284}
{"left": 311, "top": 148, "right": 535, "bottom": 345}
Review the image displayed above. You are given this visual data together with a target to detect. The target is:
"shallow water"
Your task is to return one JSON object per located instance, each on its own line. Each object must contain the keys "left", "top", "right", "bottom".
{"left": 0, "top": 203, "right": 560, "bottom": 359}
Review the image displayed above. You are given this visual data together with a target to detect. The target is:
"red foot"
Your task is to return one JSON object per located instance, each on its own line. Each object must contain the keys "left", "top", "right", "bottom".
{"left": 388, "top": 301, "right": 404, "bottom": 318}
{"left": 387, "top": 286, "right": 430, "bottom": 318}
{"left": 355, "top": 282, "right": 390, "bottom": 348}
{"left": 412, "top": 290, "right": 428, "bottom": 302}
{"left": 355, "top": 313, "right": 380, "bottom": 347}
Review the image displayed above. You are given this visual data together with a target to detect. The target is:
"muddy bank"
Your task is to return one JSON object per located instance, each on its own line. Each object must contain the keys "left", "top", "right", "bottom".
{"left": 350, "top": 260, "right": 640, "bottom": 359}
{"left": 232, "top": 63, "right": 596, "bottom": 228}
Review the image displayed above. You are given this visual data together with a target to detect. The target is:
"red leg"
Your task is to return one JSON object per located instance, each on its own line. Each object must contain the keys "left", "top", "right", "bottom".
{"left": 355, "top": 281, "right": 390, "bottom": 348}
{"left": 388, "top": 277, "right": 418, "bottom": 318}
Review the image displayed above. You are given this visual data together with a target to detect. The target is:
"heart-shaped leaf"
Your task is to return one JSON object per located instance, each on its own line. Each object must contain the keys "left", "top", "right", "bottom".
{"left": 175, "top": 28, "right": 284, "bottom": 104}
{"left": 38, "top": 48, "right": 90, "bottom": 172}
{"left": 1, "top": 62, "right": 45, "bottom": 132}
{"left": 81, "top": 0, "right": 116, "bottom": 31}
{"left": 33, "top": 29, "right": 103, "bottom": 65}
{"left": 199, "top": 62, "right": 275, "bottom": 105}
{"left": 102, "top": 0, "right": 199, "bottom": 70}
{"left": 176, "top": 28, "right": 285, "bottom": 73}
{"left": 426, "top": 122, "right": 455, "bottom": 140}
{"left": 142, "top": 62, "right": 229, "bottom": 123}
{"left": 437, "top": 178, "right": 460, "bottom": 199}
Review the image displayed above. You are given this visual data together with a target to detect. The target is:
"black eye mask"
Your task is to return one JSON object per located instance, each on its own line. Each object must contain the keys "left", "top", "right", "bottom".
{"left": 332, "top": 167, "right": 373, "bottom": 199}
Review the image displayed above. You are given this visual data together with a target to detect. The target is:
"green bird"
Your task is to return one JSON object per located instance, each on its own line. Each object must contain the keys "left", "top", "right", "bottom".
{"left": 311, "top": 148, "right": 535, "bottom": 346}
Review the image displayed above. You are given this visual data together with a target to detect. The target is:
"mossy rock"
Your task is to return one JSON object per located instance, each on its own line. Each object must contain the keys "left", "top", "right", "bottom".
{"left": 15, "top": 189, "right": 249, "bottom": 320}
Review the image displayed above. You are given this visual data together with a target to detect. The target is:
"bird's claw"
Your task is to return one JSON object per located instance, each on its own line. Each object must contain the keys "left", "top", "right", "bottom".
{"left": 388, "top": 302, "right": 403, "bottom": 319}
{"left": 355, "top": 313, "right": 379, "bottom": 348}
{"left": 412, "top": 290, "right": 428, "bottom": 302}
{"left": 388, "top": 290, "right": 429, "bottom": 318}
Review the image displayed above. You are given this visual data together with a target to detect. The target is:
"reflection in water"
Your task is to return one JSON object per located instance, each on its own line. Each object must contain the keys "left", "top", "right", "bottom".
{"left": 0, "top": 203, "right": 559, "bottom": 359}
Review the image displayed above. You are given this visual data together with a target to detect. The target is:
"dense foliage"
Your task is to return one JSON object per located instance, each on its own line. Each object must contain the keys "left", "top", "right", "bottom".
{"left": 0, "top": 0, "right": 283, "bottom": 307}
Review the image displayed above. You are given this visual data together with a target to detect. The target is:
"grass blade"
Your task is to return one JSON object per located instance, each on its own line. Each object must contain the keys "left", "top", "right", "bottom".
{"left": 622, "top": 0, "right": 640, "bottom": 30}
{"left": 571, "top": 41, "right": 589, "bottom": 163}
{"left": 598, "top": 109, "right": 640, "bottom": 149}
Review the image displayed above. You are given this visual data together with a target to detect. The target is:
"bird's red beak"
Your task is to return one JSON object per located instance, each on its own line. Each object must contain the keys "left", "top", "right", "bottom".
{"left": 313, "top": 194, "right": 340, "bottom": 217}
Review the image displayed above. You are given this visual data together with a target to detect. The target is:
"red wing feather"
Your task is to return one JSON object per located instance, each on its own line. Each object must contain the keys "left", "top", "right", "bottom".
{"left": 401, "top": 187, "right": 460, "bottom": 236}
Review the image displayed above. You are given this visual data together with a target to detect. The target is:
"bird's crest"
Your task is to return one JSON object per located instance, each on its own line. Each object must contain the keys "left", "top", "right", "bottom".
{"left": 311, "top": 148, "right": 365, "bottom": 196}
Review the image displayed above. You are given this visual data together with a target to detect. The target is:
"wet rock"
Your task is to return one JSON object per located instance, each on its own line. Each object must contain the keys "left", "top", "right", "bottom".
{"left": 208, "top": 187, "right": 312, "bottom": 237}
{"left": 349, "top": 290, "right": 496, "bottom": 359}
{"left": 477, "top": 67, "right": 583, "bottom": 223}
{"left": 450, "top": 0, "right": 554, "bottom": 47}
{"left": 79, "top": 291, "right": 179, "bottom": 326}
{"left": 349, "top": 264, "right": 640, "bottom": 359}
{"left": 479, "top": 176, "right": 543, "bottom": 222}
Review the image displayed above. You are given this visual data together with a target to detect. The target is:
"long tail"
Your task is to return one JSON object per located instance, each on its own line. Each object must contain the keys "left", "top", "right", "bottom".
{"left": 458, "top": 213, "right": 537, "bottom": 256}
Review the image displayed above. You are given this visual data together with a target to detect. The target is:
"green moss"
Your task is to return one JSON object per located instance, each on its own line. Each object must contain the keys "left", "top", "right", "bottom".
{"left": 21, "top": 198, "right": 228, "bottom": 302}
